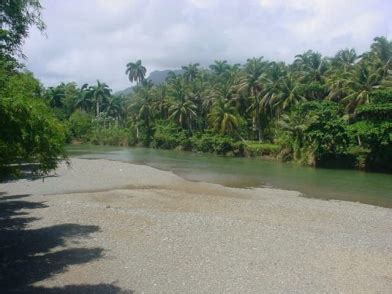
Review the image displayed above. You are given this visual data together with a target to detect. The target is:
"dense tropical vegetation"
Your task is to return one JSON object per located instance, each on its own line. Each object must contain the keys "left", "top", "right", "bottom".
{"left": 46, "top": 36, "right": 390, "bottom": 172}
{"left": 1, "top": 1, "right": 391, "bottom": 176}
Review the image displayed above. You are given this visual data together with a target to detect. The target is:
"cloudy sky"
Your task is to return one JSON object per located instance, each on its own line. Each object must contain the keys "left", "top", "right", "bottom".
{"left": 23, "top": 0, "right": 392, "bottom": 91}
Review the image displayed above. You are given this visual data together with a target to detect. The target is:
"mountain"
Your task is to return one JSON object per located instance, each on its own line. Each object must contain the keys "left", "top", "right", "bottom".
{"left": 115, "top": 69, "right": 183, "bottom": 97}
{"left": 114, "top": 86, "right": 134, "bottom": 97}
{"left": 146, "top": 69, "right": 183, "bottom": 84}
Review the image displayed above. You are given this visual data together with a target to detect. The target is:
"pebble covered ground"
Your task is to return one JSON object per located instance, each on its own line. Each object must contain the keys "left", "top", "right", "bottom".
{"left": 1, "top": 159, "right": 391, "bottom": 293}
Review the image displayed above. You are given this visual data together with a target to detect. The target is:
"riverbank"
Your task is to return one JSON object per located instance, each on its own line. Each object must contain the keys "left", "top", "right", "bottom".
{"left": 1, "top": 158, "right": 391, "bottom": 293}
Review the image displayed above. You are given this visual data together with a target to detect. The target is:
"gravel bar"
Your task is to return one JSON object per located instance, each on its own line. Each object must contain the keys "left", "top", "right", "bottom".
{"left": 1, "top": 158, "right": 391, "bottom": 293}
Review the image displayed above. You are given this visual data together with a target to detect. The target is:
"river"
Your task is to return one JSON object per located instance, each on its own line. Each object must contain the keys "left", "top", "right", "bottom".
{"left": 67, "top": 145, "right": 392, "bottom": 208}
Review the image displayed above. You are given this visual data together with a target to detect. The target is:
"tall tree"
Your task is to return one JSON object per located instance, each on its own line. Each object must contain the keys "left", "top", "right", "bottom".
{"left": 181, "top": 63, "right": 200, "bottom": 82}
{"left": 126, "top": 60, "right": 147, "bottom": 84}
{"left": 242, "top": 57, "right": 268, "bottom": 141}
{"left": 208, "top": 98, "right": 240, "bottom": 134}
{"left": 88, "top": 80, "right": 111, "bottom": 116}
{"left": 0, "top": 0, "right": 45, "bottom": 58}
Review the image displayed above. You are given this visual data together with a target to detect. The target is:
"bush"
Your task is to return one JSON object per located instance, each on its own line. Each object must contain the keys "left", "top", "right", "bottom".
{"left": 69, "top": 110, "right": 93, "bottom": 139}
{"left": 0, "top": 71, "right": 67, "bottom": 176}
{"left": 191, "top": 132, "right": 244, "bottom": 155}
{"left": 89, "top": 127, "right": 134, "bottom": 146}
{"left": 244, "top": 141, "right": 280, "bottom": 157}
{"left": 0, "top": 96, "right": 67, "bottom": 176}
{"left": 152, "top": 121, "right": 190, "bottom": 150}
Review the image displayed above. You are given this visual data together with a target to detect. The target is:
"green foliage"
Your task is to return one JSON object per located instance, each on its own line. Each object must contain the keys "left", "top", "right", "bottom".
{"left": 89, "top": 127, "right": 135, "bottom": 146}
{"left": 0, "top": 0, "right": 45, "bottom": 57}
{"left": 0, "top": 0, "right": 69, "bottom": 177}
{"left": 278, "top": 101, "right": 351, "bottom": 166}
{"left": 348, "top": 91, "right": 392, "bottom": 172}
{"left": 11, "top": 31, "right": 390, "bottom": 172}
{"left": 244, "top": 142, "right": 280, "bottom": 157}
{"left": 300, "top": 101, "right": 349, "bottom": 157}
{"left": 296, "top": 82, "right": 328, "bottom": 100}
{"left": 191, "top": 132, "right": 244, "bottom": 155}
{"left": 152, "top": 121, "right": 190, "bottom": 150}
{"left": 68, "top": 111, "right": 93, "bottom": 139}
{"left": 0, "top": 92, "right": 66, "bottom": 176}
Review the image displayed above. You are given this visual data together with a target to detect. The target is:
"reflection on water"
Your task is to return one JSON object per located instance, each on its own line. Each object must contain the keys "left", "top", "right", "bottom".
{"left": 67, "top": 145, "right": 392, "bottom": 208}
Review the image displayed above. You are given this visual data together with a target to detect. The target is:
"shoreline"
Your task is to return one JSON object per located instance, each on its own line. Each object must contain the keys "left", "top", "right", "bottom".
{"left": 1, "top": 158, "right": 391, "bottom": 293}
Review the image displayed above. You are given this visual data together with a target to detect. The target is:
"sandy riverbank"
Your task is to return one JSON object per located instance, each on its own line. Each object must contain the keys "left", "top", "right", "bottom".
{"left": 1, "top": 158, "right": 391, "bottom": 293}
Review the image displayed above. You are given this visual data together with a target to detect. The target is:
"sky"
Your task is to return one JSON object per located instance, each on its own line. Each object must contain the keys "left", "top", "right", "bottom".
{"left": 22, "top": 0, "right": 392, "bottom": 91}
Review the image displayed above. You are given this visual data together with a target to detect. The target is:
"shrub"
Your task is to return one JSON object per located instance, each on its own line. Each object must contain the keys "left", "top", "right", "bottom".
{"left": 244, "top": 141, "right": 280, "bottom": 157}
{"left": 68, "top": 110, "right": 93, "bottom": 139}
{"left": 152, "top": 121, "right": 190, "bottom": 150}
{"left": 89, "top": 127, "right": 134, "bottom": 146}
{"left": 191, "top": 132, "right": 244, "bottom": 155}
{"left": 0, "top": 96, "right": 67, "bottom": 176}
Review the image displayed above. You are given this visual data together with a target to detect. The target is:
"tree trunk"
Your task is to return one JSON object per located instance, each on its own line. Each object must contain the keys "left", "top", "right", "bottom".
{"left": 96, "top": 99, "right": 100, "bottom": 116}
{"left": 255, "top": 99, "right": 262, "bottom": 142}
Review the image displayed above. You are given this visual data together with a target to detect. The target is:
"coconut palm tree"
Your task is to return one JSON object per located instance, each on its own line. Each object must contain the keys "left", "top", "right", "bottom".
{"left": 152, "top": 84, "right": 170, "bottom": 119}
{"left": 370, "top": 36, "right": 392, "bottom": 65}
{"left": 181, "top": 63, "right": 200, "bottom": 82}
{"left": 167, "top": 77, "right": 197, "bottom": 132}
{"left": 278, "top": 113, "right": 316, "bottom": 160}
{"left": 273, "top": 73, "right": 303, "bottom": 113}
{"left": 208, "top": 98, "right": 240, "bottom": 134}
{"left": 261, "top": 62, "right": 287, "bottom": 116}
{"left": 331, "top": 64, "right": 383, "bottom": 113}
{"left": 332, "top": 48, "right": 357, "bottom": 70}
{"left": 242, "top": 57, "right": 268, "bottom": 141}
{"left": 209, "top": 60, "right": 230, "bottom": 75}
{"left": 126, "top": 60, "right": 147, "bottom": 84}
{"left": 294, "top": 50, "right": 329, "bottom": 82}
{"left": 169, "top": 100, "right": 197, "bottom": 132}
{"left": 74, "top": 83, "right": 92, "bottom": 112}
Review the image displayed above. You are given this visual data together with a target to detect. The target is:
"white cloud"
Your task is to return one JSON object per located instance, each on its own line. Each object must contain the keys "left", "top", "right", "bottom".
{"left": 22, "top": 0, "right": 391, "bottom": 90}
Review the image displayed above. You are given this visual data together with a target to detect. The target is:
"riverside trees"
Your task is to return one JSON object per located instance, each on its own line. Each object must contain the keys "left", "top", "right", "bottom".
{"left": 26, "top": 36, "right": 392, "bottom": 172}
{"left": 0, "top": 0, "right": 67, "bottom": 176}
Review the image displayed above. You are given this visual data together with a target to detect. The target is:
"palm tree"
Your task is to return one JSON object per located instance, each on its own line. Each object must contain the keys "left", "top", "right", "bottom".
{"left": 104, "top": 95, "right": 123, "bottom": 122}
{"left": 88, "top": 80, "right": 111, "bottom": 116}
{"left": 278, "top": 113, "right": 316, "bottom": 160}
{"left": 75, "top": 83, "right": 92, "bottom": 112}
{"left": 368, "top": 36, "right": 392, "bottom": 78}
{"left": 242, "top": 57, "right": 268, "bottom": 141}
{"left": 181, "top": 63, "right": 200, "bottom": 82}
{"left": 126, "top": 60, "right": 147, "bottom": 84}
{"left": 135, "top": 84, "right": 154, "bottom": 130}
{"left": 332, "top": 48, "right": 357, "bottom": 70}
{"left": 209, "top": 60, "right": 230, "bottom": 75}
{"left": 46, "top": 84, "right": 65, "bottom": 108}
{"left": 167, "top": 77, "right": 197, "bottom": 132}
{"left": 370, "top": 36, "right": 392, "bottom": 65}
{"left": 169, "top": 100, "right": 197, "bottom": 132}
{"left": 152, "top": 84, "right": 170, "bottom": 119}
{"left": 273, "top": 73, "right": 303, "bottom": 113}
{"left": 261, "top": 62, "right": 287, "bottom": 116}
{"left": 208, "top": 98, "right": 240, "bottom": 134}
{"left": 328, "top": 63, "right": 382, "bottom": 113}
{"left": 294, "top": 50, "right": 329, "bottom": 82}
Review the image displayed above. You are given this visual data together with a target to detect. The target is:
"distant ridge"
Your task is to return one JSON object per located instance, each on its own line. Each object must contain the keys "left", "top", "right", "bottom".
{"left": 147, "top": 69, "right": 183, "bottom": 84}
{"left": 115, "top": 69, "right": 183, "bottom": 97}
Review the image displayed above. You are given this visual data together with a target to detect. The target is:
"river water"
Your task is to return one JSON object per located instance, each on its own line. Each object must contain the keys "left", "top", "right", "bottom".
{"left": 67, "top": 145, "right": 392, "bottom": 208}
